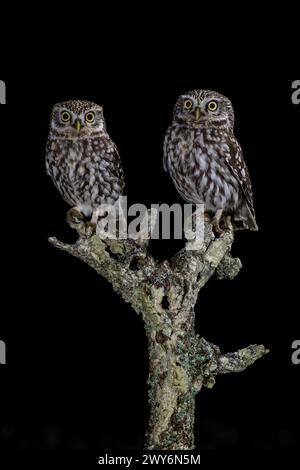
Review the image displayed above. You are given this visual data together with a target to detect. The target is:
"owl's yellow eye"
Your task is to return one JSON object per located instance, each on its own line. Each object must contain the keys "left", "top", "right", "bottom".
{"left": 61, "top": 111, "right": 71, "bottom": 122}
{"left": 85, "top": 112, "right": 95, "bottom": 123}
{"left": 207, "top": 100, "right": 218, "bottom": 112}
{"left": 183, "top": 99, "right": 193, "bottom": 110}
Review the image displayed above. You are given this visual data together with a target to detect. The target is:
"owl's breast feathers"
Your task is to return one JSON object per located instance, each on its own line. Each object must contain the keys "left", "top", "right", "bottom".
{"left": 46, "top": 135, "right": 124, "bottom": 214}
{"left": 163, "top": 125, "right": 258, "bottom": 230}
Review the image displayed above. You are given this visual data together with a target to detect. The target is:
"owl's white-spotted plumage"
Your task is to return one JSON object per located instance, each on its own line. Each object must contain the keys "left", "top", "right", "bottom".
{"left": 46, "top": 100, "right": 124, "bottom": 222}
{"left": 163, "top": 90, "right": 257, "bottom": 230}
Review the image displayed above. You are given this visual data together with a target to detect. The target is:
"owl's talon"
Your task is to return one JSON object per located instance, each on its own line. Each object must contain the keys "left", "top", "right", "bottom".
{"left": 84, "top": 221, "right": 96, "bottom": 237}
{"left": 67, "top": 208, "right": 85, "bottom": 227}
{"left": 204, "top": 212, "right": 211, "bottom": 223}
{"left": 212, "top": 218, "right": 223, "bottom": 234}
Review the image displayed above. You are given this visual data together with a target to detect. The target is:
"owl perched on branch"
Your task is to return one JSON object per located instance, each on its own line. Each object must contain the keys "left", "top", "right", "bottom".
{"left": 46, "top": 100, "right": 124, "bottom": 224}
{"left": 163, "top": 90, "right": 258, "bottom": 232}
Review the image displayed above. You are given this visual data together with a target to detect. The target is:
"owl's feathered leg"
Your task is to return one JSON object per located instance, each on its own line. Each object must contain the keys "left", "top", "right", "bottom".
{"left": 91, "top": 210, "right": 100, "bottom": 225}
{"left": 224, "top": 215, "right": 233, "bottom": 231}
{"left": 83, "top": 208, "right": 102, "bottom": 236}
{"left": 212, "top": 209, "right": 223, "bottom": 234}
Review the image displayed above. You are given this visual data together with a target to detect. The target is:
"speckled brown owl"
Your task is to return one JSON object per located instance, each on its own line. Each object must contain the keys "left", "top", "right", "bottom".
{"left": 163, "top": 90, "right": 258, "bottom": 231}
{"left": 46, "top": 100, "right": 124, "bottom": 224}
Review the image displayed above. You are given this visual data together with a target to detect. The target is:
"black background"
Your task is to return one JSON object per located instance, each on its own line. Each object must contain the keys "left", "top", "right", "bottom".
{"left": 0, "top": 37, "right": 299, "bottom": 459}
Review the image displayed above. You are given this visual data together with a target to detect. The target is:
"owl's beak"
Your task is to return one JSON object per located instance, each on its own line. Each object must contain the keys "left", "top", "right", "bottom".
{"left": 194, "top": 108, "right": 202, "bottom": 122}
{"left": 74, "top": 120, "right": 82, "bottom": 132}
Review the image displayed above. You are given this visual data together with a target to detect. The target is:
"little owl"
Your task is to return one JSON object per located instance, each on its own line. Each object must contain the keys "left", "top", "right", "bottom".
{"left": 46, "top": 100, "right": 124, "bottom": 224}
{"left": 163, "top": 90, "right": 258, "bottom": 231}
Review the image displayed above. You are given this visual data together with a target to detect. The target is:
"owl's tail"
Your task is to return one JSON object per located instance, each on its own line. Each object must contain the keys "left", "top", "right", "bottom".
{"left": 234, "top": 203, "right": 258, "bottom": 231}
{"left": 244, "top": 217, "right": 259, "bottom": 231}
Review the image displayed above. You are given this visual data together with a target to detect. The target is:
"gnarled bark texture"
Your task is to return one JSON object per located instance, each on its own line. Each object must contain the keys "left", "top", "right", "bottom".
{"left": 49, "top": 210, "right": 268, "bottom": 450}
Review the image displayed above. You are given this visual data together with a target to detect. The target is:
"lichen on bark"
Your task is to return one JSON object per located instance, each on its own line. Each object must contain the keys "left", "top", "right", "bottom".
{"left": 49, "top": 209, "right": 268, "bottom": 450}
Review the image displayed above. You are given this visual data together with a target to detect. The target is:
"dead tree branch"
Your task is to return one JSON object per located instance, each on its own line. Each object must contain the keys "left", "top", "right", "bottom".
{"left": 49, "top": 209, "right": 268, "bottom": 450}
